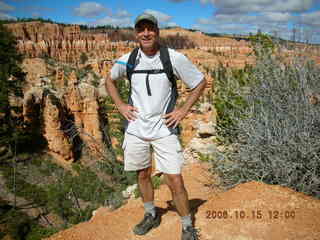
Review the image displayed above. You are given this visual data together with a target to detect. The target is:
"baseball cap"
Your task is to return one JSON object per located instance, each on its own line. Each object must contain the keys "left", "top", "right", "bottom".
{"left": 134, "top": 13, "right": 158, "bottom": 28}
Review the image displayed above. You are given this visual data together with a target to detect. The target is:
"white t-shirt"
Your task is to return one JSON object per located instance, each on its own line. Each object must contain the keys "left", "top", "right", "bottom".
{"left": 110, "top": 48, "right": 204, "bottom": 140}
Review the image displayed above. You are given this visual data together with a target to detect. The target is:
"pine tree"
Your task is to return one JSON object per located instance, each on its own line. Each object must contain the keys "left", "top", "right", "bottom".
{"left": 0, "top": 23, "right": 27, "bottom": 153}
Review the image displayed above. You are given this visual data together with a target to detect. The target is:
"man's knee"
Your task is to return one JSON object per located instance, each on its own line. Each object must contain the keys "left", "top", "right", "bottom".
{"left": 165, "top": 174, "right": 186, "bottom": 194}
{"left": 137, "top": 167, "right": 152, "bottom": 181}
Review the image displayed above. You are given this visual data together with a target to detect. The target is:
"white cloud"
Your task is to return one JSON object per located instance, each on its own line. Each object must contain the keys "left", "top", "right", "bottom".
{"left": 23, "top": 5, "right": 54, "bottom": 17}
{"left": 201, "top": 0, "right": 315, "bottom": 14}
{"left": 116, "top": 10, "right": 131, "bottom": 18}
{"left": 0, "top": 12, "right": 16, "bottom": 20}
{"left": 263, "top": 12, "right": 295, "bottom": 22}
{"left": 197, "top": 17, "right": 212, "bottom": 25}
{"left": 147, "top": 0, "right": 319, "bottom": 42}
{"left": 72, "top": 5, "right": 134, "bottom": 27}
{"left": 195, "top": 13, "right": 293, "bottom": 37}
{"left": 144, "top": 9, "right": 172, "bottom": 23}
{"left": 73, "top": 2, "right": 110, "bottom": 18}
{"left": 300, "top": 11, "right": 320, "bottom": 27}
{"left": 194, "top": 9, "right": 320, "bottom": 43}
{"left": 90, "top": 16, "right": 132, "bottom": 27}
{"left": 0, "top": 1, "right": 15, "bottom": 12}
{"left": 198, "top": 12, "right": 295, "bottom": 28}
{"left": 142, "top": 9, "right": 178, "bottom": 28}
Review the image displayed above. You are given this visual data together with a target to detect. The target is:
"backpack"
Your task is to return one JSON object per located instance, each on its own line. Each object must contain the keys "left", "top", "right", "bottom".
{"left": 125, "top": 46, "right": 180, "bottom": 135}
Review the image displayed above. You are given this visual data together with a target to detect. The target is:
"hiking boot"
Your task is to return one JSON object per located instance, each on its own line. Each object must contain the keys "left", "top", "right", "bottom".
{"left": 181, "top": 226, "right": 199, "bottom": 240}
{"left": 133, "top": 212, "right": 161, "bottom": 235}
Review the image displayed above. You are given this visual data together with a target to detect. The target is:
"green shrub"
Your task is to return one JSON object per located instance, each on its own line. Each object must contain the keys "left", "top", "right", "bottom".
{"left": 26, "top": 224, "right": 58, "bottom": 240}
{"left": 1, "top": 163, "right": 48, "bottom": 206}
{"left": 71, "top": 163, "right": 114, "bottom": 204}
{"left": 104, "top": 191, "right": 124, "bottom": 210}
{"left": 212, "top": 49, "right": 320, "bottom": 198}
{"left": 152, "top": 175, "right": 163, "bottom": 189}
{"left": 249, "top": 32, "right": 275, "bottom": 58}
{"left": 198, "top": 152, "right": 213, "bottom": 162}
{"left": 97, "top": 160, "right": 136, "bottom": 188}
{"left": 0, "top": 206, "right": 58, "bottom": 240}
{"left": 212, "top": 63, "right": 253, "bottom": 143}
{"left": 0, "top": 152, "right": 133, "bottom": 234}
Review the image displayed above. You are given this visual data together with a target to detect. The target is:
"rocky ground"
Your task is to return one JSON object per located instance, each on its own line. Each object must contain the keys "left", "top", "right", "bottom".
{"left": 45, "top": 157, "right": 320, "bottom": 240}
{"left": 45, "top": 107, "right": 320, "bottom": 240}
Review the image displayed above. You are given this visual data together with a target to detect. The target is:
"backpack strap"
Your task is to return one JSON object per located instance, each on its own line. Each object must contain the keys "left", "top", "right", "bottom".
{"left": 159, "top": 46, "right": 175, "bottom": 87}
{"left": 131, "top": 69, "right": 166, "bottom": 96}
{"left": 159, "top": 46, "right": 180, "bottom": 135}
{"left": 126, "top": 46, "right": 175, "bottom": 84}
{"left": 126, "top": 47, "right": 139, "bottom": 82}
{"left": 123, "top": 47, "right": 139, "bottom": 132}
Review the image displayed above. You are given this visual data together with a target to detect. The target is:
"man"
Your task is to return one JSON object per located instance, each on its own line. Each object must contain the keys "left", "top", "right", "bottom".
{"left": 105, "top": 13, "right": 206, "bottom": 240}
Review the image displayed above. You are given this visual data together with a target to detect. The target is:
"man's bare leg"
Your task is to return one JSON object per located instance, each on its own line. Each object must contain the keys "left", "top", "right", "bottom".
{"left": 164, "top": 173, "right": 199, "bottom": 240}
{"left": 137, "top": 166, "right": 154, "bottom": 202}
{"left": 164, "top": 174, "right": 190, "bottom": 217}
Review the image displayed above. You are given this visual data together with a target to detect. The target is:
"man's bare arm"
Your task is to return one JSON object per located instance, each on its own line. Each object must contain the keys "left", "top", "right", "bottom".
{"left": 163, "top": 78, "right": 207, "bottom": 128}
{"left": 105, "top": 76, "right": 138, "bottom": 121}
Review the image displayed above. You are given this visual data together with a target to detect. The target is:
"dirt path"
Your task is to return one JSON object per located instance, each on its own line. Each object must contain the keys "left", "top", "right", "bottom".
{"left": 46, "top": 158, "right": 320, "bottom": 240}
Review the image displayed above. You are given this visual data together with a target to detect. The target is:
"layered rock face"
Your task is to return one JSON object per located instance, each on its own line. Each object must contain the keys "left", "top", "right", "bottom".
{"left": 4, "top": 22, "right": 253, "bottom": 67}
{"left": 4, "top": 22, "right": 136, "bottom": 63}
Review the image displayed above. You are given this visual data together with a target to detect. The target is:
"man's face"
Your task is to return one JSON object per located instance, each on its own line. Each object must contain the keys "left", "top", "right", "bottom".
{"left": 135, "top": 20, "right": 159, "bottom": 51}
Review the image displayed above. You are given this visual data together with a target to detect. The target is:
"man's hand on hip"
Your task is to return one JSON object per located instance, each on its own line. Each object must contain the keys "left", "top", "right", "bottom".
{"left": 118, "top": 103, "right": 139, "bottom": 121}
{"left": 163, "top": 107, "right": 188, "bottom": 128}
{"left": 163, "top": 79, "right": 207, "bottom": 129}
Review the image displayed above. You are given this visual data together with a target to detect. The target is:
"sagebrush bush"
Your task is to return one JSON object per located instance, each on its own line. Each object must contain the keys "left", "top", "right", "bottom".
{"left": 213, "top": 63, "right": 253, "bottom": 143}
{"left": 213, "top": 49, "right": 320, "bottom": 198}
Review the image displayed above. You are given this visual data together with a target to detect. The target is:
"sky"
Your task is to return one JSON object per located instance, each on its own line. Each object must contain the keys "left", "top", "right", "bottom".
{"left": 1, "top": 0, "right": 320, "bottom": 43}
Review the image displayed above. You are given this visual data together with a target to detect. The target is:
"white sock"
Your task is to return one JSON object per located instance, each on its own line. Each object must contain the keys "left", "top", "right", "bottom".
{"left": 181, "top": 214, "right": 192, "bottom": 229}
{"left": 144, "top": 201, "right": 156, "bottom": 217}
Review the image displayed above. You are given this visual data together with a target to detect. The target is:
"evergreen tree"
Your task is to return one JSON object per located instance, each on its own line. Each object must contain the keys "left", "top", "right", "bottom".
{"left": 0, "top": 23, "right": 28, "bottom": 153}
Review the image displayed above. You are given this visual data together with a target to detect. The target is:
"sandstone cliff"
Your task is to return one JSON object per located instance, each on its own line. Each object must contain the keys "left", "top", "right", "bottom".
{"left": 4, "top": 22, "right": 254, "bottom": 68}
{"left": 4, "top": 22, "right": 136, "bottom": 63}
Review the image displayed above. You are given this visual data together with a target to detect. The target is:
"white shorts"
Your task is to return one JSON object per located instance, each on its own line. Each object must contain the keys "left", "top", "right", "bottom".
{"left": 122, "top": 132, "right": 184, "bottom": 174}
